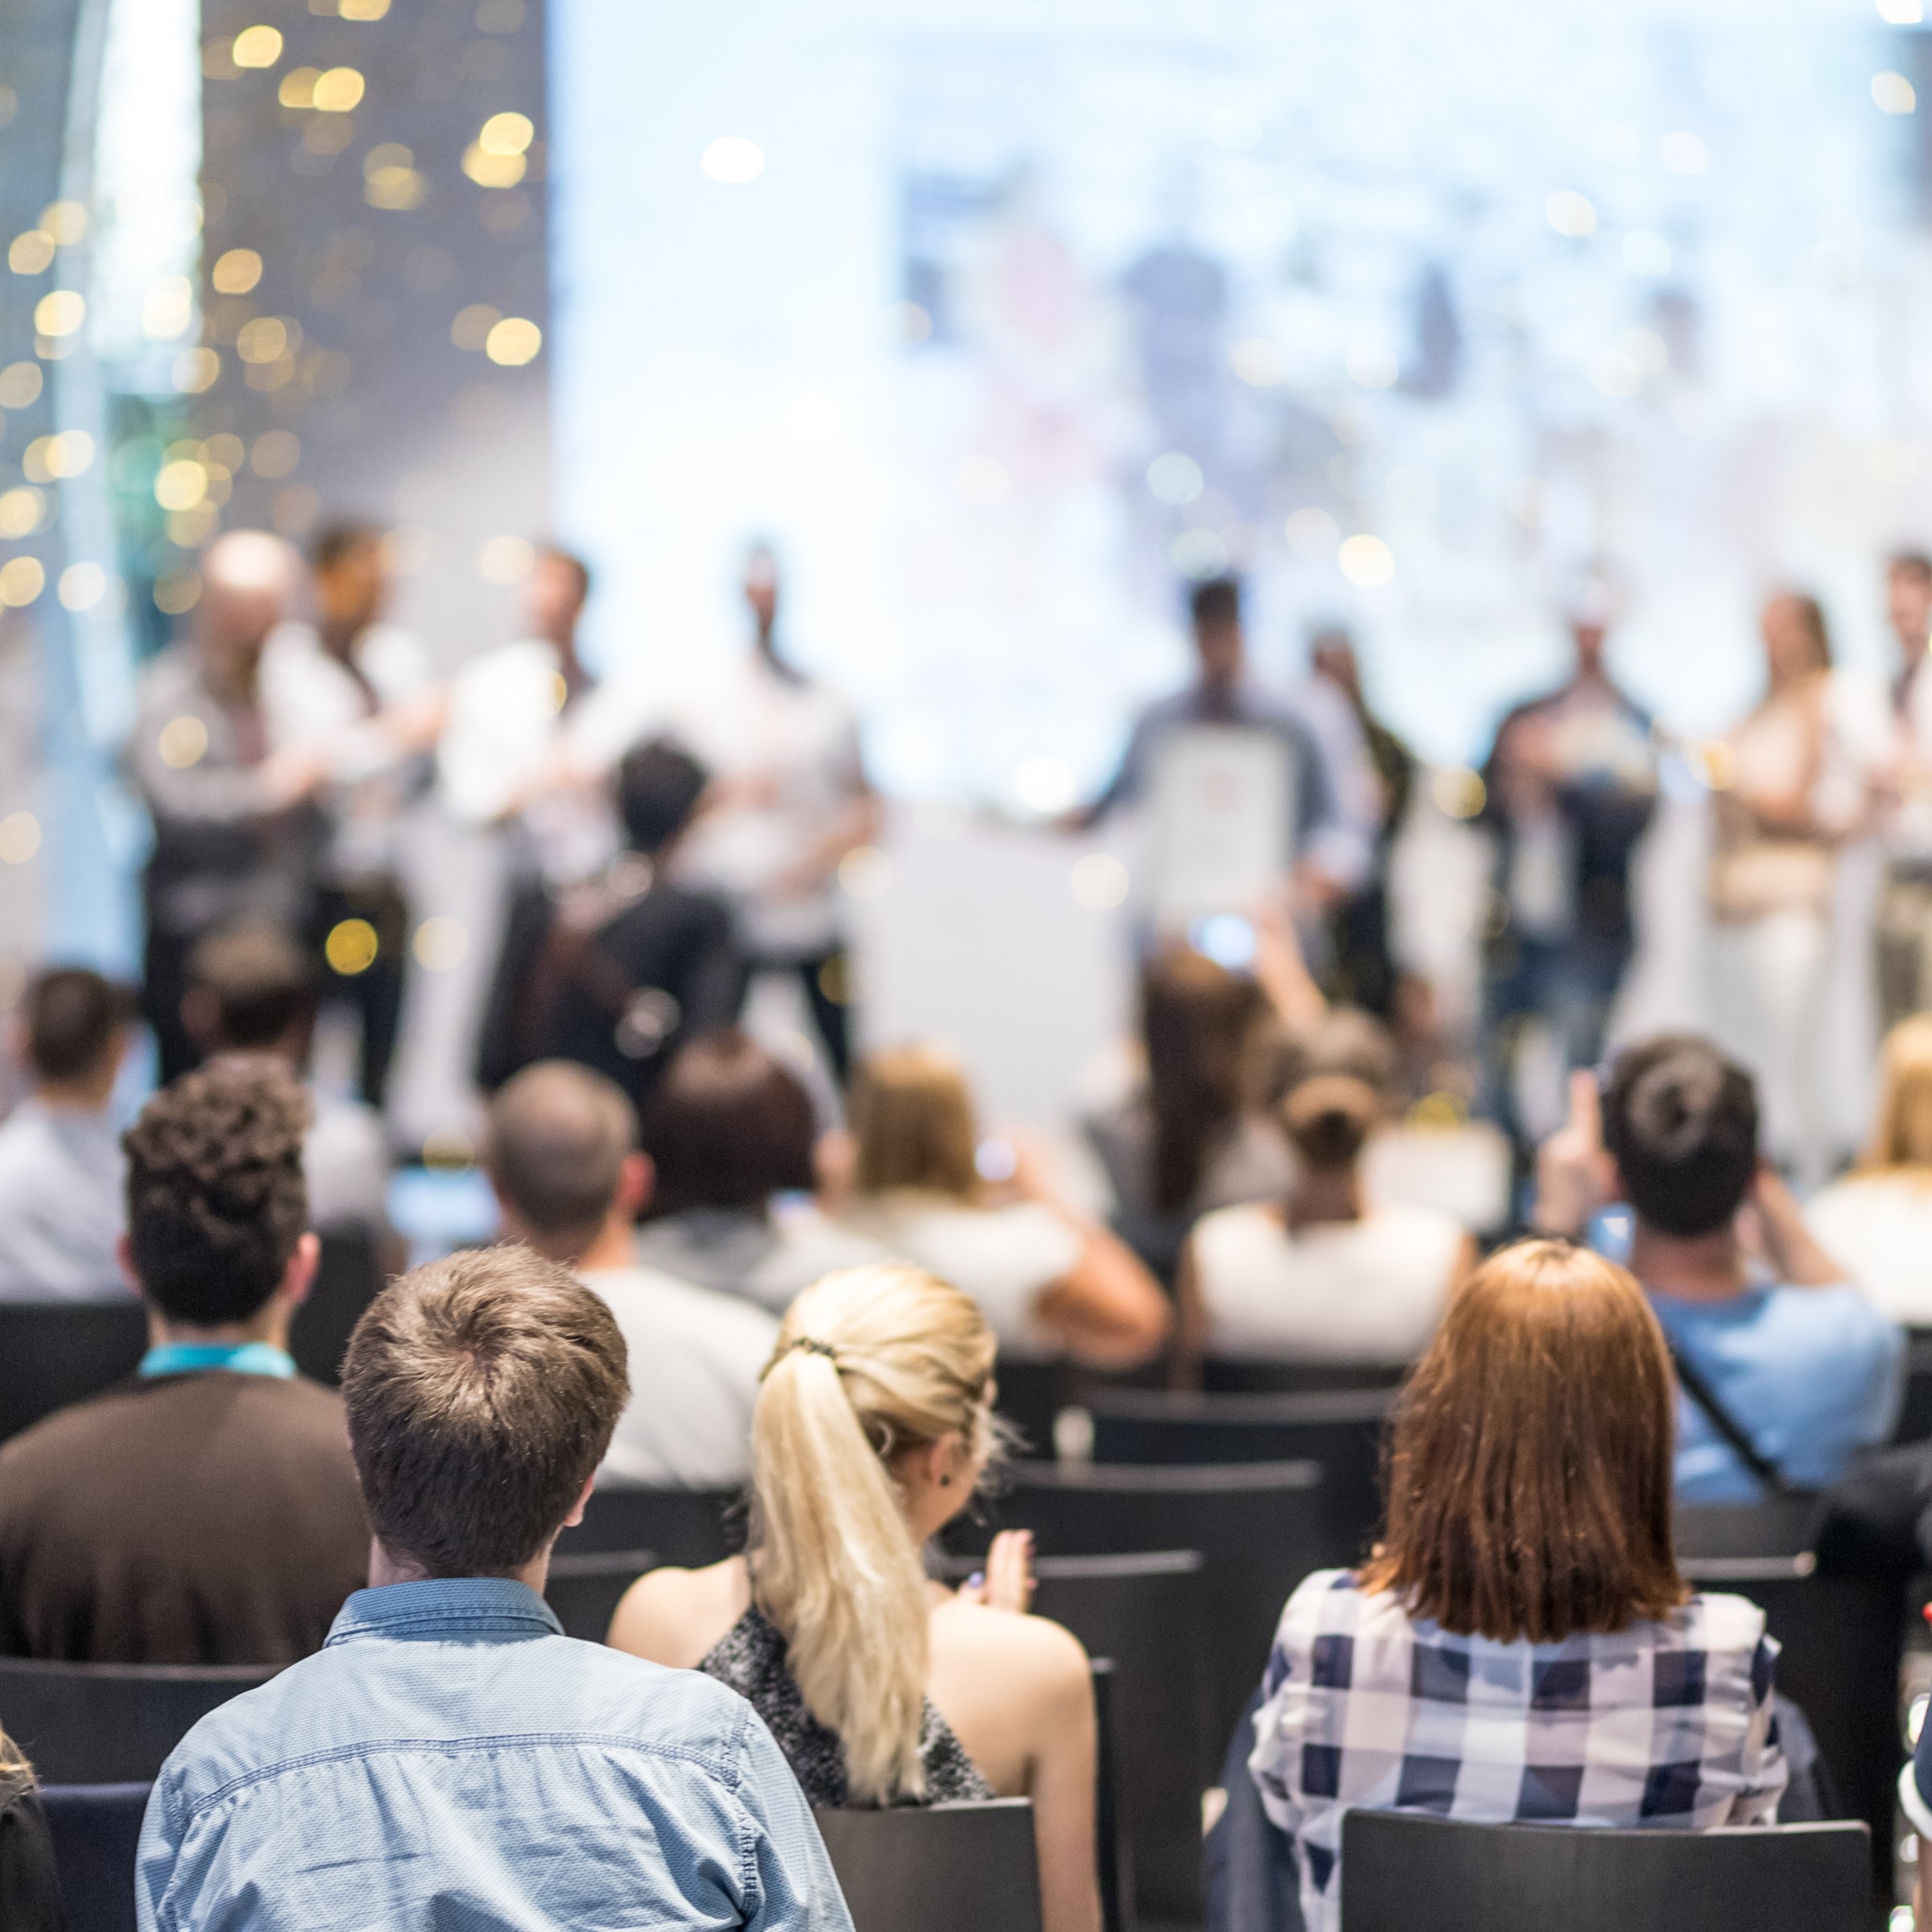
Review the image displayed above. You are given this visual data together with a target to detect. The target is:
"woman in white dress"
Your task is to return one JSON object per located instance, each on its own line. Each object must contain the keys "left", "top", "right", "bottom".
{"left": 1807, "top": 1014, "right": 1932, "bottom": 1325}
{"left": 1175, "top": 1009, "right": 1472, "bottom": 1377}
{"left": 836, "top": 1045, "right": 1170, "bottom": 1368}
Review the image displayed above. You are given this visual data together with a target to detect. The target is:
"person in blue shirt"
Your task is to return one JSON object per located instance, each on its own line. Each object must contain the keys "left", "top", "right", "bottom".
{"left": 1534, "top": 1034, "right": 1904, "bottom": 1501}
{"left": 136, "top": 1244, "right": 852, "bottom": 1932}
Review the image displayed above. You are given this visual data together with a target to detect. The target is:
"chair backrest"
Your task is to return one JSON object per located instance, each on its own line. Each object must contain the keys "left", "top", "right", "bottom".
{"left": 1088, "top": 1658, "right": 1128, "bottom": 1932}
{"left": 1893, "top": 1329, "right": 1932, "bottom": 1444}
{"left": 1201, "top": 1359, "right": 1407, "bottom": 1397}
{"left": 1676, "top": 1501, "right": 1901, "bottom": 1897}
{"left": 288, "top": 1230, "right": 385, "bottom": 1386}
{"left": 554, "top": 1485, "right": 744, "bottom": 1567}
{"left": 544, "top": 1548, "right": 658, "bottom": 1643}
{"left": 813, "top": 1798, "right": 1042, "bottom": 1932}
{"left": 934, "top": 1548, "right": 1209, "bottom": 1924}
{"left": 0, "top": 1657, "right": 279, "bottom": 1784}
{"left": 1337, "top": 1810, "right": 1868, "bottom": 1932}
{"left": 39, "top": 1783, "right": 151, "bottom": 1932}
{"left": 950, "top": 1459, "right": 1323, "bottom": 1766}
{"left": 0, "top": 1299, "right": 148, "bottom": 1443}
{"left": 990, "top": 1356, "right": 1077, "bottom": 1459}
{"left": 1085, "top": 1386, "right": 1397, "bottom": 1571}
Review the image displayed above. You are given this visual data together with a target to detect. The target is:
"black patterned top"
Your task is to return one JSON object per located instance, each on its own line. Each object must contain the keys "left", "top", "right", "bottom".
{"left": 698, "top": 1605, "right": 994, "bottom": 1809}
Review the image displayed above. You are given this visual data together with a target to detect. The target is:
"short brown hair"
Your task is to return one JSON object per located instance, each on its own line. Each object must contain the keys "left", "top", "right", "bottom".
{"left": 24, "top": 966, "right": 134, "bottom": 1084}
{"left": 488, "top": 1060, "right": 637, "bottom": 1246}
{"left": 341, "top": 1246, "right": 629, "bottom": 1576}
{"left": 188, "top": 921, "right": 312, "bottom": 1051}
{"left": 1360, "top": 1239, "right": 1686, "bottom": 1643}
{"left": 850, "top": 1045, "right": 980, "bottom": 1199}
{"left": 642, "top": 1029, "right": 815, "bottom": 1215}
{"left": 124, "top": 1058, "right": 311, "bottom": 1324}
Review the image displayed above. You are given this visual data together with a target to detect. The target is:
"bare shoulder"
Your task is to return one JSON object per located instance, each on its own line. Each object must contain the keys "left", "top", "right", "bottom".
{"left": 607, "top": 1556, "right": 750, "bottom": 1669}
{"left": 931, "top": 1598, "right": 1092, "bottom": 1700}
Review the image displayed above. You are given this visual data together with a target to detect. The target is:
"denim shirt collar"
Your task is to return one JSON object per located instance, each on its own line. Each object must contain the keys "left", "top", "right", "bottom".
{"left": 324, "top": 1576, "right": 564, "bottom": 1647}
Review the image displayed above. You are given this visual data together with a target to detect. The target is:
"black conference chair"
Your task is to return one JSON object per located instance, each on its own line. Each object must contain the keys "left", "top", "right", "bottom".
{"left": 1086, "top": 1386, "right": 1397, "bottom": 1573}
{"left": 1089, "top": 1658, "right": 1129, "bottom": 1932}
{"left": 0, "top": 1657, "right": 279, "bottom": 1785}
{"left": 544, "top": 1547, "right": 658, "bottom": 1642}
{"left": 0, "top": 1298, "right": 148, "bottom": 1443}
{"left": 288, "top": 1229, "right": 385, "bottom": 1385}
{"left": 40, "top": 1782, "right": 149, "bottom": 1932}
{"left": 814, "top": 1798, "right": 1042, "bottom": 1932}
{"left": 1202, "top": 1359, "right": 1407, "bottom": 1397}
{"left": 935, "top": 1548, "right": 1210, "bottom": 1924}
{"left": 1337, "top": 1810, "right": 1868, "bottom": 1932}
{"left": 949, "top": 1459, "right": 1324, "bottom": 1766}
{"left": 554, "top": 1485, "right": 745, "bottom": 1567}
{"left": 1677, "top": 1499, "right": 1901, "bottom": 1899}
{"left": 993, "top": 1357, "right": 1080, "bottom": 1459}
{"left": 1895, "top": 1330, "right": 1932, "bottom": 1445}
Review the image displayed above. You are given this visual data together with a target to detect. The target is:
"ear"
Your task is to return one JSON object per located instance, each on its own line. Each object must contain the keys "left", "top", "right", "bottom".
{"left": 180, "top": 987, "right": 217, "bottom": 1051}
{"left": 617, "top": 1151, "right": 652, "bottom": 1219}
{"left": 562, "top": 1472, "right": 597, "bottom": 1530}
{"left": 280, "top": 1231, "right": 320, "bottom": 1311}
{"left": 116, "top": 1232, "right": 142, "bottom": 1295}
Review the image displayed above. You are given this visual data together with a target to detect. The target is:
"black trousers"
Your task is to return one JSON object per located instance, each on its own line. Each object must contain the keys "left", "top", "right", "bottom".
{"left": 750, "top": 947, "right": 852, "bottom": 1087}
{"left": 141, "top": 923, "right": 200, "bottom": 1086}
{"left": 311, "top": 879, "right": 409, "bottom": 1109}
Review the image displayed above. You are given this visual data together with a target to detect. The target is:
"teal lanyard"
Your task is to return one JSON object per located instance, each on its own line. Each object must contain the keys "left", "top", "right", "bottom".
{"left": 138, "top": 1341, "right": 297, "bottom": 1380}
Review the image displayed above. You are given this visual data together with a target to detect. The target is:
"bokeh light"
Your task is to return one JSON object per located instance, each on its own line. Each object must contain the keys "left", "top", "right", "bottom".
{"left": 7, "top": 231, "right": 53, "bottom": 275}
{"left": 0, "top": 813, "right": 41, "bottom": 865}
{"left": 0, "top": 558, "right": 46, "bottom": 607}
{"left": 484, "top": 316, "right": 541, "bottom": 365}
{"left": 312, "top": 67, "right": 365, "bottom": 112}
{"left": 0, "top": 489, "right": 43, "bottom": 539}
{"left": 211, "top": 247, "right": 262, "bottom": 294}
{"left": 58, "top": 562, "right": 106, "bottom": 611}
{"left": 171, "top": 347, "right": 220, "bottom": 394}
{"left": 1544, "top": 190, "right": 1597, "bottom": 237}
{"left": 33, "top": 290, "right": 85, "bottom": 337}
{"left": 476, "top": 534, "right": 534, "bottom": 583}
{"left": 0, "top": 362, "right": 41, "bottom": 409}
{"left": 1338, "top": 533, "right": 1395, "bottom": 587}
{"left": 325, "top": 919, "right": 380, "bottom": 975}
{"left": 1071, "top": 853, "right": 1130, "bottom": 910}
{"left": 838, "top": 846, "right": 894, "bottom": 898}
{"left": 412, "top": 916, "right": 469, "bottom": 971}
{"left": 231, "top": 24, "right": 283, "bottom": 68}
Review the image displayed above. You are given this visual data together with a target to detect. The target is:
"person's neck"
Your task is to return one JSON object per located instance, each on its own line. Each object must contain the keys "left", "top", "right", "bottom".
{"left": 1626, "top": 1220, "right": 1748, "bottom": 1300}
{"left": 573, "top": 1208, "right": 635, "bottom": 1274}
{"left": 319, "top": 614, "right": 363, "bottom": 665}
{"left": 31, "top": 1072, "right": 114, "bottom": 1113}
{"left": 367, "top": 1538, "right": 553, "bottom": 1596}
{"left": 147, "top": 1300, "right": 292, "bottom": 1354}
{"left": 501, "top": 1203, "right": 631, "bottom": 1274}
{"left": 1286, "top": 1165, "right": 1364, "bottom": 1231}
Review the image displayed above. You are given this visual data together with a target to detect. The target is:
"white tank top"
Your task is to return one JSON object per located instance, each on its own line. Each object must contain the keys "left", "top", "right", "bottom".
{"left": 1191, "top": 1201, "right": 1464, "bottom": 1364}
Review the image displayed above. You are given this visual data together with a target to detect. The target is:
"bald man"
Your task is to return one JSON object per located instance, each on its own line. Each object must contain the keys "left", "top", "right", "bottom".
{"left": 129, "top": 531, "right": 330, "bottom": 1080}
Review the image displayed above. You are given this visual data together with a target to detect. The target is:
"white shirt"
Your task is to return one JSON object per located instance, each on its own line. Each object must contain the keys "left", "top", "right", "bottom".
{"left": 631, "top": 1205, "right": 890, "bottom": 1317}
{"left": 439, "top": 639, "right": 634, "bottom": 885}
{"left": 0, "top": 1097, "right": 131, "bottom": 1300}
{"left": 665, "top": 652, "right": 868, "bottom": 957}
{"left": 261, "top": 620, "right": 434, "bottom": 883}
{"left": 304, "top": 1095, "right": 390, "bottom": 1239}
{"left": 1806, "top": 1169, "right": 1932, "bottom": 1325}
{"left": 1190, "top": 1199, "right": 1464, "bottom": 1363}
{"left": 579, "top": 1263, "right": 780, "bottom": 1487}
{"left": 836, "top": 1194, "right": 1084, "bottom": 1359}
{"left": 1891, "top": 664, "right": 1932, "bottom": 865}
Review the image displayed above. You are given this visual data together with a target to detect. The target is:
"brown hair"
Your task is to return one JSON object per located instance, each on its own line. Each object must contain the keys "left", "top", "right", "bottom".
{"left": 641, "top": 1029, "right": 816, "bottom": 1216}
{"left": 1359, "top": 1239, "right": 1686, "bottom": 1643}
{"left": 1278, "top": 1009, "right": 1396, "bottom": 1170}
{"left": 123, "top": 1058, "right": 311, "bottom": 1325}
{"left": 850, "top": 1045, "right": 980, "bottom": 1199}
{"left": 1142, "top": 945, "right": 1271, "bottom": 1212}
{"left": 489, "top": 1060, "right": 638, "bottom": 1245}
{"left": 341, "top": 1246, "right": 630, "bottom": 1577}
{"left": 1862, "top": 1015, "right": 1932, "bottom": 1174}
{"left": 188, "top": 920, "right": 313, "bottom": 1051}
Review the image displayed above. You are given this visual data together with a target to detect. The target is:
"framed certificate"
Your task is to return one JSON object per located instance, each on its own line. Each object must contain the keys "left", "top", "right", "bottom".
{"left": 1146, "top": 724, "right": 1294, "bottom": 928}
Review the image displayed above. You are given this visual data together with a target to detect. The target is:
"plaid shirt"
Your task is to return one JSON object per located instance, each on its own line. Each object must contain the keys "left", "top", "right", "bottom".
{"left": 1249, "top": 1571, "right": 1786, "bottom": 1932}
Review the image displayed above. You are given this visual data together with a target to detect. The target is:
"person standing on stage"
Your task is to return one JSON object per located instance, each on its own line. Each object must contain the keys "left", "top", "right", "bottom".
{"left": 1476, "top": 608, "right": 1657, "bottom": 1157}
{"left": 127, "top": 532, "right": 327, "bottom": 1084}
{"left": 664, "top": 545, "right": 880, "bottom": 1084}
{"left": 260, "top": 525, "right": 443, "bottom": 1108}
{"left": 1876, "top": 551, "right": 1932, "bottom": 1028}
{"left": 1077, "top": 577, "right": 1367, "bottom": 913}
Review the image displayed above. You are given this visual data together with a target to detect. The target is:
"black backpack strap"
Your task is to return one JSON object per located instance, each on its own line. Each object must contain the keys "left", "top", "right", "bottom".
{"left": 1666, "top": 1338, "right": 1795, "bottom": 1497}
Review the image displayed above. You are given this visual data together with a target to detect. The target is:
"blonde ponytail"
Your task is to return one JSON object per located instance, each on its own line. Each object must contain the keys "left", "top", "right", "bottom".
{"left": 750, "top": 1265, "right": 997, "bottom": 1805}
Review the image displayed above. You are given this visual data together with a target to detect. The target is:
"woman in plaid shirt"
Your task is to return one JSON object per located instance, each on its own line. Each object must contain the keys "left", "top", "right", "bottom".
{"left": 1249, "top": 1239, "right": 1786, "bottom": 1932}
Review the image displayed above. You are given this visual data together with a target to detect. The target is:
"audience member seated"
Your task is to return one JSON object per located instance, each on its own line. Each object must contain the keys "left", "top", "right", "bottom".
{"left": 488, "top": 1059, "right": 778, "bottom": 1486}
{"left": 0, "top": 1059, "right": 368, "bottom": 1663}
{"left": 0, "top": 1725, "right": 60, "bottom": 1932}
{"left": 1249, "top": 1240, "right": 1787, "bottom": 1932}
{"left": 1807, "top": 1014, "right": 1932, "bottom": 1325}
{"left": 1177, "top": 1009, "right": 1472, "bottom": 1377}
{"left": 0, "top": 966, "right": 136, "bottom": 1299}
{"left": 634, "top": 1030, "right": 886, "bottom": 1313}
{"left": 1084, "top": 939, "right": 1305, "bottom": 1282}
{"left": 135, "top": 1247, "right": 851, "bottom": 1930}
{"left": 836, "top": 1045, "right": 1169, "bottom": 1367}
{"left": 478, "top": 737, "right": 746, "bottom": 1110}
{"left": 610, "top": 1265, "right": 1101, "bottom": 1932}
{"left": 1535, "top": 1038, "right": 1903, "bottom": 1500}
{"left": 183, "top": 921, "right": 394, "bottom": 1256}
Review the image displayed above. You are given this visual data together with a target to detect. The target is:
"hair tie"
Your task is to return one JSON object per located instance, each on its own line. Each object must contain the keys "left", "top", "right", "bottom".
{"left": 784, "top": 1335, "right": 840, "bottom": 1364}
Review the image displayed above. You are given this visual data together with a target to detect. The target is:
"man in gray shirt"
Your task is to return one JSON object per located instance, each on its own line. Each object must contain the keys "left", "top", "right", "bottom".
{"left": 0, "top": 968, "right": 137, "bottom": 1299}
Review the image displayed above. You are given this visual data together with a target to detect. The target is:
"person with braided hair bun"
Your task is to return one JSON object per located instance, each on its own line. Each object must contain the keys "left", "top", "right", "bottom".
{"left": 0, "top": 1058, "right": 366, "bottom": 1664}
{"left": 611, "top": 1265, "right": 1104, "bottom": 1932}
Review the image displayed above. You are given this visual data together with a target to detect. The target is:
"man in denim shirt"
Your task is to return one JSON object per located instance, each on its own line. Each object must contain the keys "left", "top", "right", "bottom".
{"left": 136, "top": 1245, "right": 852, "bottom": 1931}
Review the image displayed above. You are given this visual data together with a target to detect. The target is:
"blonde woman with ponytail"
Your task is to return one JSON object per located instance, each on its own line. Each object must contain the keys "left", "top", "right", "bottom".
{"left": 610, "top": 1265, "right": 1102, "bottom": 1932}
{"left": 0, "top": 1722, "right": 62, "bottom": 1930}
